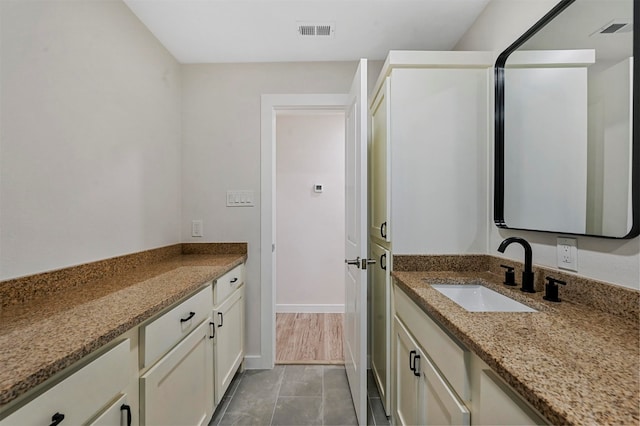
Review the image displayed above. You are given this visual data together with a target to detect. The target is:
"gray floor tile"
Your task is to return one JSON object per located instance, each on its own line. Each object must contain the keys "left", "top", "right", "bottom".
{"left": 225, "top": 368, "right": 283, "bottom": 419}
{"left": 271, "top": 396, "right": 323, "bottom": 425}
{"left": 280, "top": 365, "right": 323, "bottom": 397}
{"left": 369, "top": 397, "right": 390, "bottom": 426}
{"left": 323, "top": 367, "right": 352, "bottom": 400}
{"left": 324, "top": 395, "right": 358, "bottom": 425}
{"left": 234, "top": 366, "right": 285, "bottom": 395}
{"left": 218, "top": 410, "right": 275, "bottom": 426}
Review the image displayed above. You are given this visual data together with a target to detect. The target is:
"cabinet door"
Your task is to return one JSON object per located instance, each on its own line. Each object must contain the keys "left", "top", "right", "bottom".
{"left": 418, "top": 352, "right": 470, "bottom": 426}
{"left": 393, "top": 318, "right": 420, "bottom": 426}
{"left": 213, "top": 286, "right": 244, "bottom": 405}
{"left": 371, "top": 242, "right": 391, "bottom": 414}
{"left": 0, "top": 339, "right": 130, "bottom": 426}
{"left": 475, "top": 369, "right": 547, "bottom": 426}
{"left": 140, "top": 319, "right": 214, "bottom": 426}
{"left": 89, "top": 394, "right": 132, "bottom": 426}
{"left": 370, "top": 77, "right": 391, "bottom": 243}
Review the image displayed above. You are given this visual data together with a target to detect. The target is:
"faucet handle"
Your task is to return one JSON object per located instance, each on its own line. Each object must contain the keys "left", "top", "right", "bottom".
{"left": 500, "top": 264, "right": 516, "bottom": 286}
{"left": 543, "top": 276, "right": 566, "bottom": 303}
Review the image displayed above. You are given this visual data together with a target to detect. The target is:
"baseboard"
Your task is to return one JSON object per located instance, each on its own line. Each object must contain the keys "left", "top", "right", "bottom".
{"left": 243, "top": 355, "right": 271, "bottom": 370}
{"left": 276, "top": 304, "right": 345, "bottom": 313}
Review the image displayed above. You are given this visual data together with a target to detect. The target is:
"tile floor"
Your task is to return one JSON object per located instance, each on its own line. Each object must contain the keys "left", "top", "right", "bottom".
{"left": 208, "top": 366, "right": 390, "bottom": 426}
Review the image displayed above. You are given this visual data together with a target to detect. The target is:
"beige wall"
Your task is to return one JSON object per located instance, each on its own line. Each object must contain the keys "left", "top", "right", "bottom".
{"left": 0, "top": 0, "right": 182, "bottom": 279}
{"left": 275, "top": 113, "right": 345, "bottom": 312}
{"left": 180, "top": 61, "right": 383, "bottom": 359}
{"left": 456, "top": 0, "right": 640, "bottom": 289}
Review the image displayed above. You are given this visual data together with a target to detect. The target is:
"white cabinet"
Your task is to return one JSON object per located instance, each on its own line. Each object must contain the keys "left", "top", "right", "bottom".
{"left": 392, "top": 283, "right": 549, "bottom": 426}
{"left": 140, "top": 319, "right": 214, "bottom": 426}
{"left": 212, "top": 287, "right": 244, "bottom": 404}
{"left": 368, "top": 51, "right": 492, "bottom": 255}
{"left": 393, "top": 318, "right": 421, "bottom": 426}
{"left": 369, "top": 52, "right": 492, "bottom": 411}
{"left": 139, "top": 285, "right": 214, "bottom": 426}
{"left": 470, "top": 357, "right": 548, "bottom": 426}
{"left": 0, "top": 339, "right": 132, "bottom": 426}
{"left": 370, "top": 77, "right": 391, "bottom": 244}
{"left": 140, "top": 285, "right": 211, "bottom": 368}
{"left": 393, "top": 317, "right": 469, "bottom": 426}
{"left": 89, "top": 394, "right": 132, "bottom": 426}
{"left": 370, "top": 242, "right": 391, "bottom": 414}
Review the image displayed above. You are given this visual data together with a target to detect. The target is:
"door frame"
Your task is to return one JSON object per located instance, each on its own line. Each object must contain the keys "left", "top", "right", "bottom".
{"left": 259, "top": 94, "right": 350, "bottom": 369}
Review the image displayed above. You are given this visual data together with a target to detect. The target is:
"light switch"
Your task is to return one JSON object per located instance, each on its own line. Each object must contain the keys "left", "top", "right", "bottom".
{"left": 226, "top": 190, "right": 255, "bottom": 207}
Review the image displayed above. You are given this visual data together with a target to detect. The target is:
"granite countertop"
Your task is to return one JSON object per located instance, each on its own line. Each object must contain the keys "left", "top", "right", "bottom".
{"left": 0, "top": 252, "right": 246, "bottom": 407}
{"left": 392, "top": 270, "right": 639, "bottom": 425}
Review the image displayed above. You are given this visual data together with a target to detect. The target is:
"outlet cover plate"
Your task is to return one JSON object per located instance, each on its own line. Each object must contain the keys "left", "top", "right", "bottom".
{"left": 192, "top": 220, "right": 203, "bottom": 237}
{"left": 557, "top": 237, "right": 577, "bottom": 271}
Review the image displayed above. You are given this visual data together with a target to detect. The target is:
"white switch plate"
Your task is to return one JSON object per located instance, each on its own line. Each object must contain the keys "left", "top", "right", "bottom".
{"left": 557, "top": 237, "right": 577, "bottom": 271}
{"left": 226, "top": 190, "right": 255, "bottom": 207}
{"left": 192, "top": 220, "right": 203, "bottom": 237}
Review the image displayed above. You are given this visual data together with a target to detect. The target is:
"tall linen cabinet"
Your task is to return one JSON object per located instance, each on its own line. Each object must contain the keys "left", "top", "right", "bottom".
{"left": 368, "top": 51, "right": 492, "bottom": 415}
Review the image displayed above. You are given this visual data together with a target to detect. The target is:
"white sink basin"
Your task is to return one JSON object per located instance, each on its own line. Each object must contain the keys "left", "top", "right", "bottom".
{"left": 431, "top": 284, "right": 537, "bottom": 312}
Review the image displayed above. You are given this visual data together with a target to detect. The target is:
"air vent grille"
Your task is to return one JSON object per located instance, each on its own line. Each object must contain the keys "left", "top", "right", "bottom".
{"left": 297, "top": 22, "right": 335, "bottom": 38}
{"left": 591, "top": 19, "right": 632, "bottom": 36}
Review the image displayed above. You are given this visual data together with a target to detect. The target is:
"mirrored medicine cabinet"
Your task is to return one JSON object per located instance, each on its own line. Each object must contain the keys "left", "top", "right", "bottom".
{"left": 494, "top": 0, "right": 639, "bottom": 238}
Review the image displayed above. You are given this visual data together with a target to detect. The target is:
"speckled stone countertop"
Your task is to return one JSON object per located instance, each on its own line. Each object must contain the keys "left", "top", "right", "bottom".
{"left": 0, "top": 244, "right": 247, "bottom": 407}
{"left": 393, "top": 260, "right": 639, "bottom": 425}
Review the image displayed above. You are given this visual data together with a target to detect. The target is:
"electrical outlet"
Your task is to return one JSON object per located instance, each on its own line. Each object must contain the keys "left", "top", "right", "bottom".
{"left": 192, "top": 220, "right": 203, "bottom": 237}
{"left": 557, "top": 237, "right": 577, "bottom": 271}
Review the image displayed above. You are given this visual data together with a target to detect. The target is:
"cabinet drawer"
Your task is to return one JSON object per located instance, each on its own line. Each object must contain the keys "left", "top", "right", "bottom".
{"left": 140, "top": 285, "right": 212, "bottom": 368}
{"left": 0, "top": 339, "right": 130, "bottom": 426}
{"left": 395, "top": 284, "right": 470, "bottom": 401}
{"left": 214, "top": 264, "right": 245, "bottom": 305}
{"left": 89, "top": 394, "right": 131, "bottom": 426}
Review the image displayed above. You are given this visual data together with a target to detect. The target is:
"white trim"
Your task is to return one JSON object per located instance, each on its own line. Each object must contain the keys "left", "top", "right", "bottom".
{"left": 260, "top": 93, "right": 350, "bottom": 371}
{"left": 241, "top": 355, "right": 264, "bottom": 370}
{"left": 276, "top": 304, "right": 345, "bottom": 313}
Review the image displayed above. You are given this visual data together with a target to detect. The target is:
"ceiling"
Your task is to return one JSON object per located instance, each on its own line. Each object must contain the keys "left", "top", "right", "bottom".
{"left": 122, "top": 0, "right": 490, "bottom": 64}
{"left": 518, "top": 0, "right": 632, "bottom": 66}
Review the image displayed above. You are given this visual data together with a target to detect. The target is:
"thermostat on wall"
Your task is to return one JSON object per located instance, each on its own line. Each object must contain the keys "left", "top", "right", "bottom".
{"left": 314, "top": 184, "right": 324, "bottom": 193}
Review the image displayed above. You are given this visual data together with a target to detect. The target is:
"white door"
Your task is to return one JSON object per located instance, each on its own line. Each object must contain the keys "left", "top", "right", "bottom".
{"left": 344, "top": 58, "right": 368, "bottom": 425}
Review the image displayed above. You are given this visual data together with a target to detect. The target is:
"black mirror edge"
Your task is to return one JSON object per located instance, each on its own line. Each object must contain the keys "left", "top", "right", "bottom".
{"left": 493, "top": 0, "right": 640, "bottom": 240}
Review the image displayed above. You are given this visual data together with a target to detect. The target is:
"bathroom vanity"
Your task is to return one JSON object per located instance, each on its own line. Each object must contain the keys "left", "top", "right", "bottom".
{"left": 389, "top": 255, "right": 639, "bottom": 425}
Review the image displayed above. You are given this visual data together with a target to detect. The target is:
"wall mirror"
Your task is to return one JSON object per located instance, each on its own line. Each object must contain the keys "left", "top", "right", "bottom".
{"left": 495, "top": 0, "right": 639, "bottom": 238}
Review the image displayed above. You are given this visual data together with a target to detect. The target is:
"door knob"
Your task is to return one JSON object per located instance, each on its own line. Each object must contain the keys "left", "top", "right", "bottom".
{"left": 361, "top": 258, "right": 376, "bottom": 270}
{"left": 345, "top": 257, "right": 361, "bottom": 268}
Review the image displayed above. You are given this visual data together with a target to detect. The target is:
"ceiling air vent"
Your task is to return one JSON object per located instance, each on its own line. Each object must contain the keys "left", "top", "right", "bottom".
{"left": 297, "top": 22, "right": 335, "bottom": 39}
{"left": 591, "top": 19, "right": 632, "bottom": 36}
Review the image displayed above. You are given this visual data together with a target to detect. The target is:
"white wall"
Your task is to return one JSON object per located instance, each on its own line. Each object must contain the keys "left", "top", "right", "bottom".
{"left": 275, "top": 113, "right": 345, "bottom": 312}
{"left": 456, "top": 0, "right": 640, "bottom": 289}
{"left": 0, "top": 0, "right": 182, "bottom": 280}
{"left": 181, "top": 61, "right": 383, "bottom": 359}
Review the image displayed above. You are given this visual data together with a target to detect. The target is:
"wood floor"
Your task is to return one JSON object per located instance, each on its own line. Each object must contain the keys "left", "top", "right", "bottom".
{"left": 276, "top": 313, "right": 344, "bottom": 364}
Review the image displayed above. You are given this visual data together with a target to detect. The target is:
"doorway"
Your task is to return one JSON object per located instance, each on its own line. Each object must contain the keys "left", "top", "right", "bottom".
{"left": 274, "top": 111, "right": 346, "bottom": 364}
{"left": 260, "top": 94, "right": 350, "bottom": 369}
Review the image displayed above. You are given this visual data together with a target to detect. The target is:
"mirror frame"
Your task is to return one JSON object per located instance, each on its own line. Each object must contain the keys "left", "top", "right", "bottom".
{"left": 494, "top": 0, "right": 640, "bottom": 239}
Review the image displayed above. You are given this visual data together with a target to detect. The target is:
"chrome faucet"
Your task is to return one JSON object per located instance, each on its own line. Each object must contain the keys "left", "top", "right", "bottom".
{"left": 497, "top": 237, "right": 535, "bottom": 293}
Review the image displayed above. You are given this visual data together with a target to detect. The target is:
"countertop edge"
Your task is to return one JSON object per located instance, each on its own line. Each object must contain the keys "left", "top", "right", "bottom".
{"left": 0, "top": 254, "right": 246, "bottom": 407}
